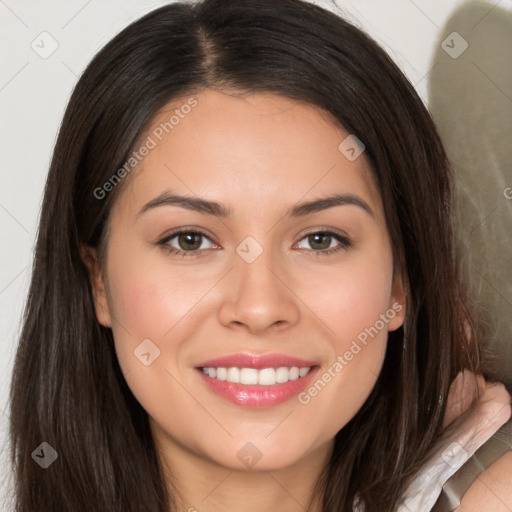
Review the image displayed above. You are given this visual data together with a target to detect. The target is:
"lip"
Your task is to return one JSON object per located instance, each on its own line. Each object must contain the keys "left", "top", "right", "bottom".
{"left": 195, "top": 353, "right": 319, "bottom": 370}
{"left": 195, "top": 353, "right": 320, "bottom": 408}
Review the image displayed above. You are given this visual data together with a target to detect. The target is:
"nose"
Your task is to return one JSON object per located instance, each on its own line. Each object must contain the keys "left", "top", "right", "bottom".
{"left": 218, "top": 245, "right": 301, "bottom": 335}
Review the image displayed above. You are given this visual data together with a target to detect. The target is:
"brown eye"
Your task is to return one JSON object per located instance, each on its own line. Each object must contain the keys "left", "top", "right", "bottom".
{"left": 158, "top": 229, "right": 216, "bottom": 257}
{"left": 176, "top": 232, "right": 203, "bottom": 251}
{"left": 296, "top": 230, "right": 352, "bottom": 255}
{"left": 307, "top": 233, "right": 333, "bottom": 251}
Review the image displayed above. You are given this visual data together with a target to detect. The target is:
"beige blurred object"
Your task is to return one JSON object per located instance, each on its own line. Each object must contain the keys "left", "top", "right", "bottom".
{"left": 428, "top": 2, "right": 512, "bottom": 390}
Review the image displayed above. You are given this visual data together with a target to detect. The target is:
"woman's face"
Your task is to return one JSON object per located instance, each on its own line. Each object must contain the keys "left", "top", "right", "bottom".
{"left": 87, "top": 89, "right": 405, "bottom": 472}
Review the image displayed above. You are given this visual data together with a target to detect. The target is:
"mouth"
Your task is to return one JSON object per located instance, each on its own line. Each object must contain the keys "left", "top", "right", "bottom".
{"left": 195, "top": 353, "right": 320, "bottom": 408}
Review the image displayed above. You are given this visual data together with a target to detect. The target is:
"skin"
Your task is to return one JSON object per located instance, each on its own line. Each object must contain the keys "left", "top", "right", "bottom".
{"left": 454, "top": 453, "right": 512, "bottom": 511}
{"left": 83, "top": 88, "right": 408, "bottom": 511}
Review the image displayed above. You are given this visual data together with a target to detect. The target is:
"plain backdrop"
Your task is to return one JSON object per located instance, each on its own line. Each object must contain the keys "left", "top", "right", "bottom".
{"left": 0, "top": 0, "right": 507, "bottom": 507}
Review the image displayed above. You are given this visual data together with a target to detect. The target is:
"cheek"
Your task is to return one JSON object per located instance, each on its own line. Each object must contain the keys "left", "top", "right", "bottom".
{"left": 307, "top": 249, "right": 394, "bottom": 344}
{"left": 102, "top": 249, "right": 179, "bottom": 372}
{"left": 104, "top": 254, "right": 218, "bottom": 394}
{"left": 105, "top": 268, "right": 197, "bottom": 431}
{"left": 107, "top": 262, "right": 203, "bottom": 344}
{"left": 297, "top": 252, "right": 393, "bottom": 429}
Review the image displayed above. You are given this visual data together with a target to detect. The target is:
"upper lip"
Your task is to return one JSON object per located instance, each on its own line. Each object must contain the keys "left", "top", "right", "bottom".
{"left": 195, "top": 353, "right": 319, "bottom": 370}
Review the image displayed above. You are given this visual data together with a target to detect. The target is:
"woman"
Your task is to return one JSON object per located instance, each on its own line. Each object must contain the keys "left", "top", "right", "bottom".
{"left": 8, "top": 0, "right": 511, "bottom": 511}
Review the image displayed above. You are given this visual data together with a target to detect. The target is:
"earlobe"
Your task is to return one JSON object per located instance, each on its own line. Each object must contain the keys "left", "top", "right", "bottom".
{"left": 80, "top": 245, "right": 112, "bottom": 328}
{"left": 388, "top": 272, "right": 407, "bottom": 332}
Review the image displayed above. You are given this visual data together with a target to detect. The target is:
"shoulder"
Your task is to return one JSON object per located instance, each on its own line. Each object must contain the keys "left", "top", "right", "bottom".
{"left": 454, "top": 450, "right": 512, "bottom": 511}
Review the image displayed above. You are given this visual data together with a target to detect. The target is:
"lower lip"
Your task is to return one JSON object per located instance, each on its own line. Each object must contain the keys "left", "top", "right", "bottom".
{"left": 196, "top": 366, "right": 320, "bottom": 408}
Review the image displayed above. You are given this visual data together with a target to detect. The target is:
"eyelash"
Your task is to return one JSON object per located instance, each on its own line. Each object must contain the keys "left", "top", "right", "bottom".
{"left": 157, "top": 228, "right": 352, "bottom": 258}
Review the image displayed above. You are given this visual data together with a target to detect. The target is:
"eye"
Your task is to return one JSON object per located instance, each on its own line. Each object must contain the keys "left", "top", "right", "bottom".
{"left": 157, "top": 229, "right": 217, "bottom": 257}
{"left": 295, "top": 230, "right": 352, "bottom": 256}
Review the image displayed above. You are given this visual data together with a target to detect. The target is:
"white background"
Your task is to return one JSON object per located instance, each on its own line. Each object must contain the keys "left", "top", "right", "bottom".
{"left": 1, "top": 0, "right": 509, "bottom": 507}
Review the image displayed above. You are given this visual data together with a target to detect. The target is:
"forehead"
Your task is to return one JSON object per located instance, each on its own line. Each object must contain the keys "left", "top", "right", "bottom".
{"left": 112, "top": 89, "right": 382, "bottom": 219}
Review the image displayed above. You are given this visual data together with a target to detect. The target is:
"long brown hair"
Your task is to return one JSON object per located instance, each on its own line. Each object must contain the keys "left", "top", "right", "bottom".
{"left": 9, "top": 0, "right": 486, "bottom": 510}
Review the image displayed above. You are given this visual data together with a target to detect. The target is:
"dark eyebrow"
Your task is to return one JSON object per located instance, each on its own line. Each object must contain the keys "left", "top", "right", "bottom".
{"left": 138, "top": 191, "right": 374, "bottom": 218}
{"left": 138, "top": 192, "right": 232, "bottom": 218}
{"left": 286, "top": 194, "right": 374, "bottom": 218}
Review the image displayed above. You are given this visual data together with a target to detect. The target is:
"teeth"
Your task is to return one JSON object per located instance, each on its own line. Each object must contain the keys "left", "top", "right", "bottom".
{"left": 201, "top": 366, "right": 312, "bottom": 385}
{"left": 258, "top": 368, "right": 276, "bottom": 385}
{"left": 216, "top": 367, "right": 227, "bottom": 380}
{"left": 299, "top": 367, "right": 310, "bottom": 377}
{"left": 227, "top": 367, "right": 240, "bottom": 383}
{"left": 276, "top": 367, "right": 290, "bottom": 383}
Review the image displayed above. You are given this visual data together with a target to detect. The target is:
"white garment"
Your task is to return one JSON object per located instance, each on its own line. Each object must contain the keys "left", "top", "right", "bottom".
{"left": 354, "top": 371, "right": 512, "bottom": 512}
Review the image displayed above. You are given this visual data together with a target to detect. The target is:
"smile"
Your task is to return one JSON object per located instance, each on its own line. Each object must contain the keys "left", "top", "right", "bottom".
{"left": 195, "top": 352, "right": 320, "bottom": 408}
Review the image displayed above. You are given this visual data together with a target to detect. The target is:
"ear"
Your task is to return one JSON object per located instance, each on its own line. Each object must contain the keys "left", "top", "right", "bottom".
{"left": 387, "top": 270, "right": 406, "bottom": 332}
{"left": 81, "top": 245, "right": 112, "bottom": 328}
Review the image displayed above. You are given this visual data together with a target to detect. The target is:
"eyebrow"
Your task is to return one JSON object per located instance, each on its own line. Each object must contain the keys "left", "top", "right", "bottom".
{"left": 138, "top": 191, "right": 374, "bottom": 219}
